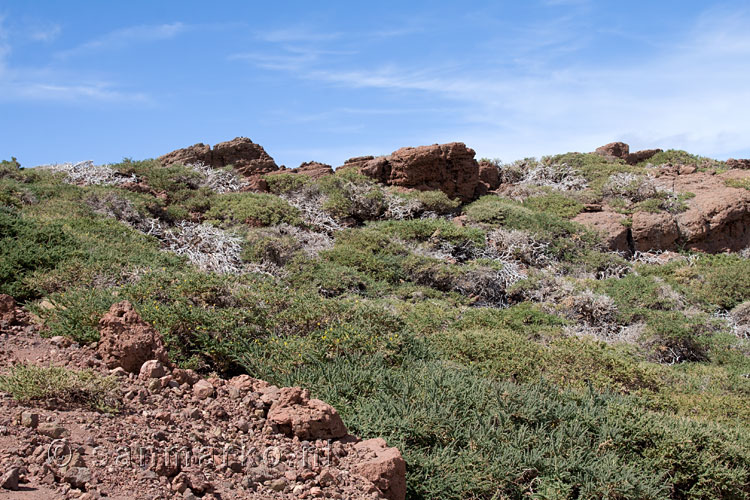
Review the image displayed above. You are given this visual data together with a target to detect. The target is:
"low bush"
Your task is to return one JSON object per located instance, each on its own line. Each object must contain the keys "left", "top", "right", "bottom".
{"left": 522, "top": 192, "right": 584, "bottom": 218}
{"left": 0, "top": 363, "right": 119, "bottom": 412}
{"left": 205, "top": 192, "right": 301, "bottom": 227}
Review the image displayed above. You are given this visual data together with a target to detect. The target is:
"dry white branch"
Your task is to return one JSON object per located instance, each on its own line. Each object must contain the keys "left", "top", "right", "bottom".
{"left": 38, "top": 161, "right": 137, "bottom": 186}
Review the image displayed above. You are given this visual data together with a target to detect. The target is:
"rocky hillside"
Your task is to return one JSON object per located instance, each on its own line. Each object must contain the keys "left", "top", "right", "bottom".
{"left": 1, "top": 140, "right": 749, "bottom": 499}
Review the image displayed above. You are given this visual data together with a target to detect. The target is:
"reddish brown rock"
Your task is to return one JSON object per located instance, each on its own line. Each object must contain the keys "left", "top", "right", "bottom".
{"left": 359, "top": 143, "right": 480, "bottom": 202}
{"left": 267, "top": 387, "right": 348, "bottom": 440}
{"left": 478, "top": 160, "right": 501, "bottom": 190}
{"left": 292, "top": 161, "right": 334, "bottom": 179}
{"left": 352, "top": 438, "right": 406, "bottom": 500}
{"left": 727, "top": 158, "right": 750, "bottom": 170}
{"left": 573, "top": 212, "right": 630, "bottom": 252}
{"left": 339, "top": 156, "right": 374, "bottom": 171}
{"left": 97, "top": 301, "right": 170, "bottom": 373}
{"left": 674, "top": 173, "right": 750, "bottom": 252}
{"left": 159, "top": 137, "right": 279, "bottom": 178}
{"left": 625, "top": 148, "right": 662, "bottom": 165}
{"left": 241, "top": 175, "right": 270, "bottom": 193}
{"left": 595, "top": 142, "right": 630, "bottom": 160}
{"left": 631, "top": 211, "right": 680, "bottom": 251}
{"left": 0, "top": 294, "right": 16, "bottom": 325}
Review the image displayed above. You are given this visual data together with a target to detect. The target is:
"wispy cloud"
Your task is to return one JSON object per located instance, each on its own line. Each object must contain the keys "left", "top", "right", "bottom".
{"left": 0, "top": 17, "right": 156, "bottom": 103}
{"left": 239, "top": 7, "right": 750, "bottom": 160}
{"left": 56, "top": 22, "right": 186, "bottom": 59}
{"left": 29, "top": 23, "right": 62, "bottom": 42}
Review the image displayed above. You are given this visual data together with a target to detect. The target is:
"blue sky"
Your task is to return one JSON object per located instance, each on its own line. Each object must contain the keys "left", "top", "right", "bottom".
{"left": 1, "top": 0, "right": 750, "bottom": 167}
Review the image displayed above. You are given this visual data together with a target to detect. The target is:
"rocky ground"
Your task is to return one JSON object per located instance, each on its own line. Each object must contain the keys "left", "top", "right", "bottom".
{"left": 0, "top": 297, "right": 405, "bottom": 500}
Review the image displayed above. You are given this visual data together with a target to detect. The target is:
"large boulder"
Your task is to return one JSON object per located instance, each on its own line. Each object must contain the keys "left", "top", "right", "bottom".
{"left": 359, "top": 143, "right": 481, "bottom": 202}
{"left": 159, "top": 137, "right": 279, "bottom": 177}
{"left": 267, "top": 387, "right": 348, "bottom": 440}
{"left": 594, "top": 142, "right": 662, "bottom": 165}
{"left": 595, "top": 142, "right": 630, "bottom": 160}
{"left": 291, "top": 161, "right": 334, "bottom": 179}
{"left": 97, "top": 301, "right": 170, "bottom": 373}
{"left": 352, "top": 438, "right": 406, "bottom": 500}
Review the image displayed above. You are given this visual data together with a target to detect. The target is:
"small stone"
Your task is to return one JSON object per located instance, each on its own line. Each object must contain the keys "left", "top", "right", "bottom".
{"left": 235, "top": 419, "right": 250, "bottom": 433}
{"left": 183, "top": 488, "right": 198, "bottom": 500}
{"left": 63, "top": 467, "right": 92, "bottom": 490}
{"left": 20, "top": 411, "right": 40, "bottom": 429}
{"left": 193, "top": 380, "right": 214, "bottom": 400}
{"left": 109, "top": 367, "right": 128, "bottom": 377}
{"left": 309, "top": 486, "right": 323, "bottom": 497}
{"left": 38, "top": 422, "right": 68, "bottom": 439}
{"left": 139, "top": 360, "right": 167, "bottom": 379}
{"left": 292, "top": 484, "right": 305, "bottom": 495}
{"left": 1, "top": 467, "right": 20, "bottom": 490}
{"left": 227, "top": 386, "right": 241, "bottom": 399}
{"left": 268, "top": 478, "right": 287, "bottom": 492}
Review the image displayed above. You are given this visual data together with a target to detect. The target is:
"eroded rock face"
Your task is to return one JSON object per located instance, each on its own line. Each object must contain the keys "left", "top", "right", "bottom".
{"left": 267, "top": 387, "right": 348, "bottom": 440}
{"left": 632, "top": 211, "right": 680, "bottom": 252}
{"left": 352, "top": 438, "right": 406, "bottom": 500}
{"left": 478, "top": 160, "right": 501, "bottom": 191}
{"left": 159, "top": 137, "right": 279, "bottom": 177}
{"left": 573, "top": 212, "right": 630, "bottom": 252}
{"left": 359, "top": 143, "right": 481, "bottom": 202}
{"left": 97, "top": 301, "right": 170, "bottom": 373}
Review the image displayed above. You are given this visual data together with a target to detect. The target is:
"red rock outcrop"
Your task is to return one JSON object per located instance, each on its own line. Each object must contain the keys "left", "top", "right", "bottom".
{"left": 575, "top": 168, "right": 750, "bottom": 253}
{"left": 727, "top": 158, "right": 750, "bottom": 169}
{"left": 97, "top": 300, "right": 170, "bottom": 373}
{"left": 625, "top": 148, "right": 662, "bottom": 165}
{"left": 631, "top": 211, "right": 680, "bottom": 252}
{"left": 267, "top": 387, "right": 348, "bottom": 440}
{"left": 159, "top": 137, "right": 279, "bottom": 177}
{"left": 595, "top": 142, "right": 630, "bottom": 160}
{"left": 478, "top": 160, "right": 501, "bottom": 190}
{"left": 573, "top": 212, "right": 630, "bottom": 252}
{"left": 594, "top": 142, "right": 662, "bottom": 165}
{"left": 359, "top": 143, "right": 481, "bottom": 202}
{"left": 352, "top": 438, "right": 407, "bottom": 500}
{"left": 291, "top": 161, "right": 334, "bottom": 179}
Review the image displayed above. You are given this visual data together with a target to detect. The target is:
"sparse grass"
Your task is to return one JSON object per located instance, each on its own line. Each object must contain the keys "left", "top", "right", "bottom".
{"left": 726, "top": 178, "right": 750, "bottom": 190}
{"left": 0, "top": 363, "right": 120, "bottom": 412}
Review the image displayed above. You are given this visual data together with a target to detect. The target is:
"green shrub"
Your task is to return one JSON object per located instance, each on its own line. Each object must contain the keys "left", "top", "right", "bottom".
{"left": 523, "top": 192, "right": 584, "bottom": 218}
{"left": 464, "top": 196, "right": 599, "bottom": 260}
{"left": 0, "top": 209, "right": 81, "bottom": 300}
{"left": 641, "top": 149, "right": 724, "bottom": 169}
{"left": 264, "top": 173, "right": 312, "bottom": 194}
{"left": 411, "top": 190, "right": 460, "bottom": 214}
{"left": 373, "top": 218, "right": 485, "bottom": 245}
{"left": 0, "top": 363, "right": 119, "bottom": 412}
{"left": 205, "top": 192, "right": 301, "bottom": 226}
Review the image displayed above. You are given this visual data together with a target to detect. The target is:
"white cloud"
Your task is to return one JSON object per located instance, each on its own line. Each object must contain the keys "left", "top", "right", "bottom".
{"left": 243, "top": 7, "right": 750, "bottom": 161}
{"left": 56, "top": 22, "right": 186, "bottom": 58}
